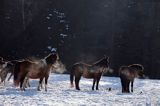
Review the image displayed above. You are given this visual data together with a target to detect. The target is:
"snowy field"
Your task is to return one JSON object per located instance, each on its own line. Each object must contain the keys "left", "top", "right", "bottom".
{"left": 0, "top": 74, "right": 160, "bottom": 106}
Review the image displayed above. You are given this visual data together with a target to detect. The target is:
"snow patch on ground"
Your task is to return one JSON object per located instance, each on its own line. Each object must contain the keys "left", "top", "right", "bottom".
{"left": 0, "top": 74, "right": 160, "bottom": 106}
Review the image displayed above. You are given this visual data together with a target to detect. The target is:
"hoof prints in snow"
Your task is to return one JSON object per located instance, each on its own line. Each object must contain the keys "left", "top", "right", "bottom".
{"left": 0, "top": 74, "right": 159, "bottom": 105}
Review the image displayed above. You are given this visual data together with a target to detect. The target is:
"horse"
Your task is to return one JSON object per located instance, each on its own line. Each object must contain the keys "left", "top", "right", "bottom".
{"left": 119, "top": 64, "right": 144, "bottom": 93}
{"left": 70, "top": 56, "right": 109, "bottom": 90}
{"left": 0, "top": 58, "right": 9, "bottom": 84}
{"left": 0, "top": 61, "right": 15, "bottom": 85}
{"left": 13, "top": 53, "right": 59, "bottom": 91}
{"left": 0, "top": 59, "right": 25, "bottom": 85}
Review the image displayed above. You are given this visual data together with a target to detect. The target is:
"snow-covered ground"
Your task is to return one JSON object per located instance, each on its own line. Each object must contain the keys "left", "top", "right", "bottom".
{"left": 0, "top": 74, "right": 160, "bottom": 106}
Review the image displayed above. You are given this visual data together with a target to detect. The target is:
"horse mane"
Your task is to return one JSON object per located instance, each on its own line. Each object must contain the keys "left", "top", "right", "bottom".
{"left": 93, "top": 58, "right": 104, "bottom": 65}
{"left": 93, "top": 57, "right": 109, "bottom": 66}
{"left": 119, "top": 65, "right": 129, "bottom": 70}
{"left": 74, "top": 62, "right": 92, "bottom": 67}
{"left": 45, "top": 53, "right": 57, "bottom": 59}
{"left": 128, "top": 64, "right": 144, "bottom": 71}
{"left": 25, "top": 57, "right": 45, "bottom": 64}
{"left": 10, "top": 59, "right": 25, "bottom": 63}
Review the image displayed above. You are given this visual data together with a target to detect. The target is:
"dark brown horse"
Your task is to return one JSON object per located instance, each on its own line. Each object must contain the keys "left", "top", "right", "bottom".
{"left": 119, "top": 64, "right": 144, "bottom": 93}
{"left": 70, "top": 56, "right": 109, "bottom": 90}
{"left": 14, "top": 53, "right": 59, "bottom": 91}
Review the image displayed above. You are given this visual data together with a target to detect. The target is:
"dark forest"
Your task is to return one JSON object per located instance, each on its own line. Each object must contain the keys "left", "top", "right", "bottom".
{"left": 0, "top": 0, "right": 160, "bottom": 78}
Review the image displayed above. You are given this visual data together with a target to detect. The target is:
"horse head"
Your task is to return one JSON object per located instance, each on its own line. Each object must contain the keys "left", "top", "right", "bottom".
{"left": 94, "top": 56, "right": 110, "bottom": 69}
{"left": 102, "top": 55, "right": 109, "bottom": 68}
{"left": 45, "top": 53, "right": 60, "bottom": 66}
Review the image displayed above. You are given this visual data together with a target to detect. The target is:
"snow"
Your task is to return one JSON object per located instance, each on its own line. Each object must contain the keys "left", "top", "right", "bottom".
{"left": 60, "top": 20, "right": 65, "bottom": 23}
{"left": 47, "top": 46, "right": 56, "bottom": 52}
{"left": 0, "top": 74, "right": 160, "bottom": 106}
{"left": 48, "top": 14, "right": 53, "bottom": 17}
{"left": 60, "top": 34, "right": 68, "bottom": 38}
{"left": 46, "top": 16, "right": 51, "bottom": 20}
{"left": 47, "top": 27, "right": 51, "bottom": 30}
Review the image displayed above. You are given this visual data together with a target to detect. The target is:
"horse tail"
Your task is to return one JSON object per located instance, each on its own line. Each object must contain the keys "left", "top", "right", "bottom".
{"left": 13, "top": 62, "right": 21, "bottom": 86}
{"left": 70, "top": 66, "right": 75, "bottom": 88}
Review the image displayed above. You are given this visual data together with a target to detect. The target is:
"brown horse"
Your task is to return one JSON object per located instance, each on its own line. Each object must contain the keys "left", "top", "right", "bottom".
{"left": 14, "top": 53, "right": 59, "bottom": 91}
{"left": 119, "top": 64, "right": 144, "bottom": 93}
{"left": 70, "top": 56, "right": 109, "bottom": 90}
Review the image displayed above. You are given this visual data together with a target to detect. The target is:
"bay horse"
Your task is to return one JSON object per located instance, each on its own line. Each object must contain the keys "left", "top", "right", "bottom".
{"left": 70, "top": 56, "right": 109, "bottom": 90}
{"left": 119, "top": 64, "right": 144, "bottom": 93}
{"left": 14, "top": 53, "right": 59, "bottom": 91}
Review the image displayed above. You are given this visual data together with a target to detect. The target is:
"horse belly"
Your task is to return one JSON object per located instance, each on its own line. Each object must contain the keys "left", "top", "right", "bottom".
{"left": 28, "top": 71, "right": 43, "bottom": 79}
{"left": 82, "top": 71, "right": 94, "bottom": 78}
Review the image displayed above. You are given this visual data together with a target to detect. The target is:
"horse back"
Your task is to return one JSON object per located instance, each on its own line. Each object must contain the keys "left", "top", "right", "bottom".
{"left": 72, "top": 63, "right": 89, "bottom": 72}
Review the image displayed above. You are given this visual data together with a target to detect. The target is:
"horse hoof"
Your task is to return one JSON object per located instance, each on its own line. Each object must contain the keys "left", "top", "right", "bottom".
{"left": 37, "top": 89, "right": 41, "bottom": 91}
{"left": 21, "top": 89, "right": 25, "bottom": 91}
{"left": 108, "top": 88, "right": 111, "bottom": 91}
{"left": 76, "top": 88, "right": 80, "bottom": 90}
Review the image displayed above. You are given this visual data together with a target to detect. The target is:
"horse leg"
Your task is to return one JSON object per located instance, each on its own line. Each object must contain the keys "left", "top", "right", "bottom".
{"left": 126, "top": 81, "right": 130, "bottom": 93}
{"left": 75, "top": 76, "right": 81, "bottom": 90}
{"left": 45, "top": 76, "right": 49, "bottom": 92}
{"left": 3, "top": 80, "right": 5, "bottom": 86}
{"left": 20, "top": 77, "right": 26, "bottom": 91}
{"left": 27, "top": 79, "right": 30, "bottom": 87}
{"left": 96, "top": 77, "right": 101, "bottom": 90}
{"left": 120, "top": 78, "right": 125, "bottom": 93}
{"left": 37, "top": 78, "right": 43, "bottom": 91}
{"left": 23, "top": 77, "right": 30, "bottom": 88}
{"left": 8, "top": 73, "right": 13, "bottom": 81}
{"left": 2, "top": 72, "right": 8, "bottom": 86}
{"left": 1, "top": 78, "right": 5, "bottom": 86}
{"left": 92, "top": 78, "right": 96, "bottom": 90}
{"left": 131, "top": 80, "right": 134, "bottom": 92}
{"left": 41, "top": 79, "right": 44, "bottom": 89}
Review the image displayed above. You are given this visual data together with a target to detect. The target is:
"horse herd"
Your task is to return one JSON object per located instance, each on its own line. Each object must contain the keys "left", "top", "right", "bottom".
{"left": 0, "top": 53, "right": 145, "bottom": 93}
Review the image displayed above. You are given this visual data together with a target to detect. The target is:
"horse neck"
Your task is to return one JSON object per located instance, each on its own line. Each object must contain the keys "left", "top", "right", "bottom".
{"left": 41, "top": 59, "right": 47, "bottom": 65}
{"left": 91, "top": 63, "right": 106, "bottom": 73}
{"left": 93, "top": 61, "right": 105, "bottom": 67}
